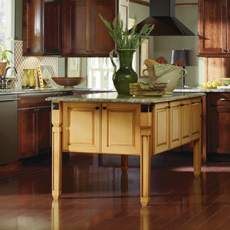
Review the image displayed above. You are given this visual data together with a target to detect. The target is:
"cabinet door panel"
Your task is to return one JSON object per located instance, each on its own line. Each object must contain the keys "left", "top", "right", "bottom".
{"left": 62, "top": 0, "right": 90, "bottom": 55}
{"left": 211, "top": 106, "right": 230, "bottom": 153}
{"left": 102, "top": 103, "right": 140, "bottom": 154}
{"left": 23, "top": 0, "right": 42, "bottom": 55}
{"left": 181, "top": 100, "right": 191, "bottom": 145}
{"left": 91, "top": 0, "right": 116, "bottom": 55}
{"left": 63, "top": 102, "right": 100, "bottom": 153}
{"left": 153, "top": 103, "right": 169, "bottom": 154}
{"left": 18, "top": 109, "right": 36, "bottom": 159}
{"left": 198, "top": 0, "right": 227, "bottom": 55}
{"left": 37, "top": 107, "right": 51, "bottom": 154}
{"left": 170, "top": 101, "right": 181, "bottom": 149}
{"left": 191, "top": 98, "right": 201, "bottom": 141}
{"left": 43, "top": 0, "right": 61, "bottom": 54}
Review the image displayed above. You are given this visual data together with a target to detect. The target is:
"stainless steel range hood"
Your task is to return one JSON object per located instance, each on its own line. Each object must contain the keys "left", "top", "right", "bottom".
{"left": 135, "top": 0, "right": 195, "bottom": 36}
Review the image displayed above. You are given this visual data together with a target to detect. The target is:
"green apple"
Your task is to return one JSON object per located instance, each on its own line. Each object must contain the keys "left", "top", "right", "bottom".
{"left": 218, "top": 81, "right": 223, "bottom": 86}
{"left": 207, "top": 81, "right": 212, "bottom": 87}
{"left": 212, "top": 81, "right": 218, "bottom": 87}
{"left": 203, "top": 82, "right": 207, "bottom": 87}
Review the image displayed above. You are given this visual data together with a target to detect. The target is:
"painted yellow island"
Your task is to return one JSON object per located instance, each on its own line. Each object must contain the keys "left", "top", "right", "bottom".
{"left": 47, "top": 92, "right": 204, "bottom": 206}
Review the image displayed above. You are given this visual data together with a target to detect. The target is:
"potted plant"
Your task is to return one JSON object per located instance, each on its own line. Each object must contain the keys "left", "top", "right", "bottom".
{"left": 99, "top": 14, "right": 154, "bottom": 95}
{"left": 0, "top": 28, "right": 13, "bottom": 76}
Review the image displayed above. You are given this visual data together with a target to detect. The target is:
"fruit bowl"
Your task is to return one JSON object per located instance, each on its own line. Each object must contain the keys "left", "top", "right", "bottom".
{"left": 52, "top": 77, "right": 86, "bottom": 88}
{"left": 220, "top": 78, "right": 230, "bottom": 85}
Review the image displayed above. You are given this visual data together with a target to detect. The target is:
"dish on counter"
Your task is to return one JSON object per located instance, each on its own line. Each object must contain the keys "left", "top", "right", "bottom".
{"left": 52, "top": 77, "right": 86, "bottom": 88}
{"left": 220, "top": 78, "right": 230, "bottom": 85}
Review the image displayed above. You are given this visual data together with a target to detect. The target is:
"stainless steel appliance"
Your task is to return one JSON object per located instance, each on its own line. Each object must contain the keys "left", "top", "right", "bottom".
{"left": 0, "top": 95, "right": 18, "bottom": 165}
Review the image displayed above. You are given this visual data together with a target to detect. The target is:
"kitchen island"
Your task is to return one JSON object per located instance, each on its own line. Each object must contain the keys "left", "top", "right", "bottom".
{"left": 47, "top": 92, "right": 204, "bottom": 206}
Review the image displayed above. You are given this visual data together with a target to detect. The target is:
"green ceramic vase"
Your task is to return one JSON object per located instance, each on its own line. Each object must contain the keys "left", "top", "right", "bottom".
{"left": 110, "top": 49, "right": 138, "bottom": 95}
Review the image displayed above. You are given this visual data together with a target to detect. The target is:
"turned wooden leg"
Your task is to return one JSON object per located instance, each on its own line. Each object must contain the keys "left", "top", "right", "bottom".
{"left": 140, "top": 134, "right": 151, "bottom": 206}
{"left": 51, "top": 200, "right": 59, "bottom": 230}
{"left": 193, "top": 138, "right": 201, "bottom": 177}
{"left": 52, "top": 102, "right": 63, "bottom": 199}
{"left": 121, "top": 155, "right": 128, "bottom": 173}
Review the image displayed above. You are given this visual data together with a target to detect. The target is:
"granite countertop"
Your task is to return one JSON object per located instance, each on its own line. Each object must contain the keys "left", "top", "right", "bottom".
{"left": 46, "top": 92, "right": 205, "bottom": 104}
{"left": 174, "top": 87, "right": 230, "bottom": 93}
{"left": 0, "top": 87, "right": 115, "bottom": 96}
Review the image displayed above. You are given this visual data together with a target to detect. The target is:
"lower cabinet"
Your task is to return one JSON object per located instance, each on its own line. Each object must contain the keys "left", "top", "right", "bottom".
{"left": 18, "top": 93, "right": 70, "bottom": 159}
{"left": 153, "top": 98, "right": 201, "bottom": 155}
{"left": 62, "top": 98, "right": 202, "bottom": 156}
{"left": 62, "top": 102, "right": 141, "bottom": 155}
{"left": 209, "top": 93, "right": 230, "bottom": 154}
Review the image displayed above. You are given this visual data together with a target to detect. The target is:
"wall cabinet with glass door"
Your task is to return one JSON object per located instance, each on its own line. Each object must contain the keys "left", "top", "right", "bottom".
{"left": 198, "top": 0, "right": 230, "bottom": 57}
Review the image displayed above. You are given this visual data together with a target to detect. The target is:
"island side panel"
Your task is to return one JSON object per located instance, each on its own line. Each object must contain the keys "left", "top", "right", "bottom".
{"left": 52, "top": 101, "right": 63, "bottom": 199}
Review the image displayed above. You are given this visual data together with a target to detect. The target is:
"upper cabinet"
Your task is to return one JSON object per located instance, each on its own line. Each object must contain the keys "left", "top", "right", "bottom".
{"left": 62, "top": 0, "right": 116, "bottom": 57}
{"left": 23, "top": 0, "right": 120, "bottom": 57}
{"left": 23, "top": 0, "right": 43, "bottom": 55}
{"left": 23, "top": 0, "right": 61, "bottom": 56}
{"left": 198, "top": 0, "right": 230, "bottom": 57}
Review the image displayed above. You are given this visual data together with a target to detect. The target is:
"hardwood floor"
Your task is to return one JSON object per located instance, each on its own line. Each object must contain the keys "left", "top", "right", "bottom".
{"left": 0, "top": 152, "right": 230, "bottom": 230}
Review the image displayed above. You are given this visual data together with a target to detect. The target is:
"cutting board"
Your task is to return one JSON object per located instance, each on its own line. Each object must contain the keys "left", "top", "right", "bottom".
{"left": 197, "top": 86, "right": 217, "bottom": 89}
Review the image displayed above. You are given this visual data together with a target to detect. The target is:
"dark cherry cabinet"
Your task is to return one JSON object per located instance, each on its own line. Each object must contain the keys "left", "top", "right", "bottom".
{"left": 62, "top": 0, "right": 116, "bottom": 57}
{"left": 208, "top": 93, "right": 230, "bottom": 154}
{"left": 23, "top": 0, "right": 42, "bottom": 55}
{"left": 43, "top": 0, "right": 62, "bottom": 54}
{"left": 18, "top": 95, "right": 51, "bottom": 159}
{"left": 23, "top": 0, "right": 61, "bottom": 56}
{"left": 198, "top": 0, "right": 230, "bottom": 57}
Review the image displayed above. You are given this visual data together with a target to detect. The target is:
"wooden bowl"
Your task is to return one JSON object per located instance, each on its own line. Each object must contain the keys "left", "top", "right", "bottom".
{"left": 52, "top": 77, "right": 86, "bottom": 88}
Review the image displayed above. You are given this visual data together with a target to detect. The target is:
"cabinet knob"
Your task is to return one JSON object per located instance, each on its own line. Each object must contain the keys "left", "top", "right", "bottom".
{"left": 211, "top": 107, "right": 215, "bottom": 111}
{"left": 103, "top": 106, "right": 107, "bottom": 110}
{"left": 222, "top": 49, "right": 227, "bottom": 53}
{"left": 95, "top": 106, "right": 99, "bottom": 110}
{"left": 86, "top": 50, "right": 89, "bottom": 53}
{"left": 180, "top": 103, "right": 185, "bottom": 107}
{"left": 167, "top": 106, "right": 171, "bottom": 109}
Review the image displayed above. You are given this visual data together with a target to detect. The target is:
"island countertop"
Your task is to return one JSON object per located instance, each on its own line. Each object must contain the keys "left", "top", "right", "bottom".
{"left": 46, "top": 92, "right": 205, "bottom": 104}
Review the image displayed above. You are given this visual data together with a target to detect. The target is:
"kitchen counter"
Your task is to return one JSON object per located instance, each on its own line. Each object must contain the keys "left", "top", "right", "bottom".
{"left": 0, "top": 87, "right": 114, "bottom": 95}
{"left": 174, "top": 87, "right": 230, "bottom": 93}
{"left": 47, "top": 92, "right": 205, "bottom": 103}
{"left": 50, "top": 91, "right": 203, "bottom": 206}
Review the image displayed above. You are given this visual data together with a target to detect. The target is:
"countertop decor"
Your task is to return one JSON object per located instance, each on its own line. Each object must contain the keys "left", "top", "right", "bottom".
{"left": 100, "top": 14, "right": 154, "bottom": 95}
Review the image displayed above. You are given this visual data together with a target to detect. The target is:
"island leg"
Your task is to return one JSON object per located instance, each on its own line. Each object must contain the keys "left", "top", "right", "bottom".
{"left": 140, "top": 129, "right": 151, "bottom": 206}
{"left": 121, "top": 155, "right": 128, "bottom": 173}
{"left": 193, "top": 138, "right": 201, "bottom": 177}
{"left": 52, "top": 102, "right": 63, "bottom": 199}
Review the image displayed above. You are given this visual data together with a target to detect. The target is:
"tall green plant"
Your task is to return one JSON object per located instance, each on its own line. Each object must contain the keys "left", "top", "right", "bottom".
{"left": 99, "top": 14, "right": 154, "bottom": 50}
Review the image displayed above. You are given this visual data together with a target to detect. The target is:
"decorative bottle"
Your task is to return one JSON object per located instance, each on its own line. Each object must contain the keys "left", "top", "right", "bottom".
{"left": 29, "top": 69, "right": 35, "bottom": 88}
{"left": 22, "top": 69, "right": 29, "bottom": 88}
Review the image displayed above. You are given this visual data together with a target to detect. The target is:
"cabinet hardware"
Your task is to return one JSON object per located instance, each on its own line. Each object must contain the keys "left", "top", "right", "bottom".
{"left": 167, "top": 106, "right": 171, "bottom": 109}
{"left": 211, "top": 107, "right": 215, "bottom": 111}
{"left": 220, "top": 98, "right": 230, "bottom": 101}
{"left": 103, "top": 106, "right": 107, "bottom": 110}
{"left": 222, "top": 49, "right": 227, "bottom": 52}
{"left": 191, "top": 102, "right": 199, "bottom": 105}
{"left": 95, "top": 106, "right": 99, "bottom": 110}
{"left": 86, "top": 50, "right": 89, "bottom": 53}
{"left": 180, "top": 104, "right": 185, "bottom": 106}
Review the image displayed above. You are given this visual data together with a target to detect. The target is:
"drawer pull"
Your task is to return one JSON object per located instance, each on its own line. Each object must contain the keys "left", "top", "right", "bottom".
{"left": 95, "top": 106, "right": 100, "bottom": 110}
{"left": 222, "top": 49, "right": 227, "bottom": 53}
{"left": 220, "top": 98, "right": 230, "bottom": 101}
{"left": 191, "top": 102, "right": 199, "bottom": 105}
{"left": 180, "top": 103, "right": 185, "bottom": 107}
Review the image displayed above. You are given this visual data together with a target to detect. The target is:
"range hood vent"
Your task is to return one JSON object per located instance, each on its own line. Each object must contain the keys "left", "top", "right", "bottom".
{"left": 135, "top": 0, "right": 195, "bottom": 36}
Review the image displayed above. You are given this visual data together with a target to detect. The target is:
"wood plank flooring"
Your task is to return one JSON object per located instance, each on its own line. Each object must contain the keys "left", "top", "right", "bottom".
{"left": 0, "top": 152, "right": 230, "bottom": 230}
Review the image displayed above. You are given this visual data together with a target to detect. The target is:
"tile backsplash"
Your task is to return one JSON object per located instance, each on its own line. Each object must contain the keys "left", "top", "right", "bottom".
{"left": 13, "top": 41, "right": 58, "bottom": 89}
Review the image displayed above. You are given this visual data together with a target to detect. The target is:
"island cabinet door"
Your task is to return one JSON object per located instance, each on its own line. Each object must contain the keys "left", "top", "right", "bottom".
{"left": 153, "top": 103, "right": 170, "bottom": 154}
{"left": 101, "top": 103, "right": 141, "bottom": 155}
{"left": 181, "top": 99, "right": 191, "bottom": 145}
{"left": 62, "top": 102, "right": 100, "bottom": 153}
{"left": 191, "top": 98, "right": 202, "bottom": 141}
{"left": 169, "top": 101, "right": 181, "bottom": 149}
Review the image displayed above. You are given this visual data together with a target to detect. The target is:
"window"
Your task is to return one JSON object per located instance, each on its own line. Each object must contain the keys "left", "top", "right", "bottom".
{"left": 0, "top": 0, "right": 14, "bottom": 76}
